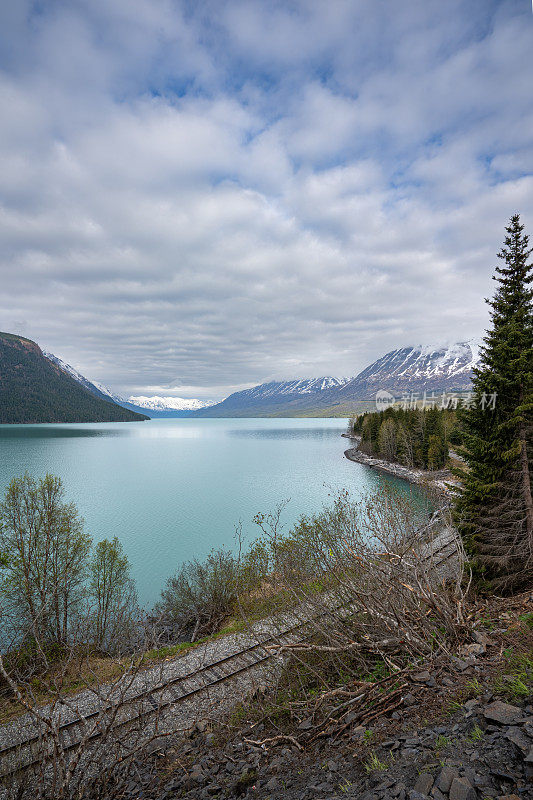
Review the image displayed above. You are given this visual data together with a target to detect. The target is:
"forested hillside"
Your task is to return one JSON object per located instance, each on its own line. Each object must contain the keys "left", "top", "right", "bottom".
{"left": 0, "top": 332, "right": 148, "bottom": 423}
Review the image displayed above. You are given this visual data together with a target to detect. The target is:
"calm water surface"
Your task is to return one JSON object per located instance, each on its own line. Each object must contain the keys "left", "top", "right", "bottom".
{"left": 0, "top": 418, "right": 421, "bottom": 608}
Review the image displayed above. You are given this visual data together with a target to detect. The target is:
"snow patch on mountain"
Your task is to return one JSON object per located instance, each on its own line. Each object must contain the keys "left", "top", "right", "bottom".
{"left": 395, "top": 340, "right": 482, "bottom": 378}
{"left": 341, "top": 340, "right": 482, "bottom": 400}
{"left": 127, "top": 395, "right": 214, "bottom": 411}
{"left": 44, "top": 352, "right": 90, "bottom": 386}
{"left": 43, "top": 352, "right": 115, "bottom": 401}
{"left": 235, "top": 377, "right": 350, "bottom": 400}
{"left": 90, "top": 381, "right": 121, "bottom": 400}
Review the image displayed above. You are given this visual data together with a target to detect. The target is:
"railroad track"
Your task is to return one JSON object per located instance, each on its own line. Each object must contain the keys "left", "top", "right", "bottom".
{"left": 0, "top": 530, "right": 459, "bottom": 783}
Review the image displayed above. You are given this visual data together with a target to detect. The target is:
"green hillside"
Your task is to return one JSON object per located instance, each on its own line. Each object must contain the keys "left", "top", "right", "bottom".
{"left": 0, "top": 332, "right": 148, "bottom": 424}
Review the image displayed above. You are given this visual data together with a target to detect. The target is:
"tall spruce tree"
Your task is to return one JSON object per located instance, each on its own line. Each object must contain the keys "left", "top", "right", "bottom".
{"left": 455, "top": 214, "right": 533, "bottom": 590}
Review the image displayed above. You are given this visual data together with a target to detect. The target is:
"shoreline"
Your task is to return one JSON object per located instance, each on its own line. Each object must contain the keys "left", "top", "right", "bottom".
{"left": 343, "top": 435, "right": 458, "bottom": 496}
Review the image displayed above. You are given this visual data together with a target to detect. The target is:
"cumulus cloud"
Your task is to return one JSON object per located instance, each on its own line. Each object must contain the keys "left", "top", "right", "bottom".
{"left": 0, "top": 0, "right": 532, "bottom": 397}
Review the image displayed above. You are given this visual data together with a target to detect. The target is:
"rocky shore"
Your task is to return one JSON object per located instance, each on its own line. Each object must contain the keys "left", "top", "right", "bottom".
{"left": 342, "top": 436, "right": 459, "bottom": 496}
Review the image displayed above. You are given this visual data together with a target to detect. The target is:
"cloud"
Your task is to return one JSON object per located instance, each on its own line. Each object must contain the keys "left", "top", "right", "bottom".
{"left": 0, "top": 0, "right": 532, "bottom": 397}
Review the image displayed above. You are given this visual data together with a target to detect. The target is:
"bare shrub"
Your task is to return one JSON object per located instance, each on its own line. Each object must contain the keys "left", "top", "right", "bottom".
{"left": 156, "top": 546, "right": 265, "bottom": 642}
{"left": 238, "top": 487, "right": 469, "bottom": 735}
{"left": 0, "top": 619, "right": 180, "bottom": 800}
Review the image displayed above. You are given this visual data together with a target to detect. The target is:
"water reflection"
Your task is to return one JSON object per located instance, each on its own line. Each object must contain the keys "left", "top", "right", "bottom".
{"left": 0, "top": 425, "right": 125, "bottom": 440}
{"left": 228, "top": 427, "right": 342, "bottom": 440}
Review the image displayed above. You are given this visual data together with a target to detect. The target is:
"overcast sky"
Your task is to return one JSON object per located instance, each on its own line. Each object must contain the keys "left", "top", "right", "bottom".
{"left": 1, "top": 0, "right": 532, "bottom": 399}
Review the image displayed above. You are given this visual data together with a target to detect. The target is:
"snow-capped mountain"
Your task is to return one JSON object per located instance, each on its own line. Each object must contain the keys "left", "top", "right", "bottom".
{"left": 127, "top": 395, "right": 214, "bottom": 412}
{"left": 43, "top": 352, "right": 117, "bottom": 403}
{"left": 43, "top": 353, "right": 216, "bottom": 417}
{"left": 192, "top": 377, "right": 351, "bottom": 417}
{"left": 192, "top": 342, "right": 480, "bottom": 416}
{"left": 228, "top": 377, "right": 349, "bottom": 401}
{"left": 335, "top": 339, "right": 481, "bottom": 402}
{"left": 90, "top": 381, "right": 124, "bottom": 403}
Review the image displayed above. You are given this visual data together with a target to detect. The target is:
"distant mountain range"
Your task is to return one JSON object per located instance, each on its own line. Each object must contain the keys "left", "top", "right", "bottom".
{"left": 192, "top": 341, "right": 480, "bottom": 417}
{"left": 0, "top": 333, "right": 148, "bottom": 424}
{"left": 192, "top": 377, "right": 352, "bottom": 417}
{"left": 1, "top": 335, "right": 481, "bottom": 424}
{"left": 43, "top": 352, "right": 213, "bottom": 417}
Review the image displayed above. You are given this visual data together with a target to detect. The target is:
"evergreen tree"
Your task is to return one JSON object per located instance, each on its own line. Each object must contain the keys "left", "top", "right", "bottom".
{"left": 455, "top": 214, "right": 533, "bottom": 590}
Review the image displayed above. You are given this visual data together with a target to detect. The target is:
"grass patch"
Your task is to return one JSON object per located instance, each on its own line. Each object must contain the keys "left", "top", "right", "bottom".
{"left": 434, "top": 734, "right": 450, "bottom": 751}
{"left": 493, "top": 650, "right": 533, "bottom": 701}
{"left": 363, "top": 752, "right": 388, "bottom": 773}
{"left": 468, "top": 724, "right": 484, "bottom": 742}
{"left": 465, "top": 677, "right": 483, "bottom": 698}
{"left": 518, "top": 612, "right": 533, "bottom": 629}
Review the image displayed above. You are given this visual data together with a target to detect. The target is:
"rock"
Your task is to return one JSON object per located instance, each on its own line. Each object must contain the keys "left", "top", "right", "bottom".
{"left": 264, "top": 777, "right": 279, "bottom": 791}
{"left": 311, "top": 781, "right": 333, "bottom": 792}
{"left": 504, "top": 726, "right": 530, "bottom": 754}
{"left": 459, "top": 643, "right": 486, "bottom": 657}
{"left": 391, "top": 783, "right": 406, "bottom": 797}
{"left": 414, "top": 772, "right": 434, "bottom": 795}
{"left": 472, "top": 630, "right": 493, "bottom": 646}
{"left": 431, "top": 789, "right": 447, "bottom": 800}
{"left": 409, "top": 792, "right": 429, "bottom": 800}
{"left": 490, "top": 769, "right": 517, "bottom": 783}
{"left": 449, "top": 776, "right": 476, "bottom": 800}
{"left": 525, "top": 746, "right": 533, "bottom": 763}
{"left": 403, "top": 693, "right": 417, "bottom": 706}
{"left": 462, "top": 767, "right": 478, "bottom": 786}
{"left": 483, "top": 701, "right": 523, "bottom": 725}
{"left": 452, "top": 658, "right": 471, "bottom": 672}
{"left": 412, "top": 671, "right": 432, "bottom": 683}
{"left": 436, "top": 766, "right": 460, "bottom": 793}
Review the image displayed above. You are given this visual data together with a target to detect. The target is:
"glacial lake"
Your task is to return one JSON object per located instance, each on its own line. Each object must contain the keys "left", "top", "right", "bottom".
{"left": 0, "top": 418, "right": 423, "bottom": 609}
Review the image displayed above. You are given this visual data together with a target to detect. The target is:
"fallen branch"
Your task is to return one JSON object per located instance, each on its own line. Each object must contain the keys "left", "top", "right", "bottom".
{"left": 244, "top": 734, "right": 303, "bottom": 752}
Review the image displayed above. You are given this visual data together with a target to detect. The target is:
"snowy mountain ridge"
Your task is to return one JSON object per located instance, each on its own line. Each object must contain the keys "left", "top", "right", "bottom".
{"left": 127, "top": 395, "right": 213, "bottom": 411}
{"left": 43, "top": 354, "right": 216, "bottom": 415}
{"left": 391, "top": 339, "right": 481, "bottom": 378}
{"left": 335, "top": 339, "right": 481, "bottom": 402}
{"left": 235, "top": 377, "right": 350, "bottom": 400}
{"left": 193, "top": 341, "right": 481, "bottom": 416}
{"left": 43, "top": 353, "right": 115, "bottom": 402}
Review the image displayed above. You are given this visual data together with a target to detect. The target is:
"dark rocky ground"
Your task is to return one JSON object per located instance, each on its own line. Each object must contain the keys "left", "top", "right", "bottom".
{"left": 106, "top": 597, "right": 532, "bottom": 800}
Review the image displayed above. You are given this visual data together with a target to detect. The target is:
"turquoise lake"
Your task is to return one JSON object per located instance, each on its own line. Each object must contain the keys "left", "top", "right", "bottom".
{"left": 0, "top": 418, "right": 421, "bottom": 609}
